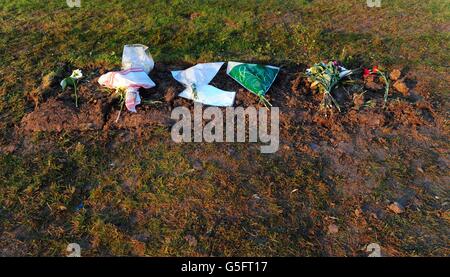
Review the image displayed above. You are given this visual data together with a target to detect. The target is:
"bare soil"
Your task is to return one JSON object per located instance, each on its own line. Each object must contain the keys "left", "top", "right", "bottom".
{"left": 19, "top": 63, "right": 449, "bottom": 198}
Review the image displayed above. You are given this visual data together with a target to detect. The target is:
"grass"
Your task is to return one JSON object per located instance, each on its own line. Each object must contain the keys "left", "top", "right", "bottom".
{"left": 0, "top": 0, "right": 449, "bottom": 256}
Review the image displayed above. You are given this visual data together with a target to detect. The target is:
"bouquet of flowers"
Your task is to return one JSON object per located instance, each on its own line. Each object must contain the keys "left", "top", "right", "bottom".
{"left": 306, "top": 61, "right": 352, "bottom": 112}
{"left": 227, "top": 62, "right": 279, "bottom": 108}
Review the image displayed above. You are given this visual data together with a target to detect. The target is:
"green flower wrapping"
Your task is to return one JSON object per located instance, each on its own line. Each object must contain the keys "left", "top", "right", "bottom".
{"left": 227, "top": 62, "right": 279, "bottom": 107}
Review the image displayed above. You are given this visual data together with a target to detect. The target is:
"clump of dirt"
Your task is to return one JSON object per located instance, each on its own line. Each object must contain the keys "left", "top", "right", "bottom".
{"left": 21, "top": 98, "right": 107, "bottom": 132}
{"left": 393, "top": 79, "right": 410, "bottom": 96}
{"left": 389, "top": 69, "right": 402, "bottom": 81}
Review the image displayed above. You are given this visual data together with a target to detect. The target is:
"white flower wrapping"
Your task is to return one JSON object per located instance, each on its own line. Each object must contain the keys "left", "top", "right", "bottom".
{"left": 171, "top": 62, "right": 236, "bottom": 107}
{"left": 98, "top": 69, "right": 156, "bottom": 112}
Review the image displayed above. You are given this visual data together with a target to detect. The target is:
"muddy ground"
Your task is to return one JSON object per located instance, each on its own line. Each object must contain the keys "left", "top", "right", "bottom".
{"left": 1, "top": 62, "right": 449, "bottom": 256}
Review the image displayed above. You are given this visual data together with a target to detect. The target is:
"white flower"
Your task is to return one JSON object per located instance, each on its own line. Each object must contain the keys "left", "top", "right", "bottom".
{"left": 70, "top": 69, "right": 83, "bottom": 80}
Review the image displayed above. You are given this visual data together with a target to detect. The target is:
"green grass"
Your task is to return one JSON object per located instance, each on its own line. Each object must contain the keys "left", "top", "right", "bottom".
{"left": 0, "top": 0, "right": 449, "bottom": 256}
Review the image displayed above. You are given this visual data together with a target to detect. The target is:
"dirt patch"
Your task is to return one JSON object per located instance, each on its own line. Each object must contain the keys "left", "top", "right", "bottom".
{"left": 20, "top": 63, "right": 314, "bottom": 135}
{"left": 105, "top": 106, "right": 174, "bottom": 130}
{"left": 21, "top": 97, "right": 107, "bottom": 133}
{"left": 18, "top": 65, "right": 449, "bottom": 187}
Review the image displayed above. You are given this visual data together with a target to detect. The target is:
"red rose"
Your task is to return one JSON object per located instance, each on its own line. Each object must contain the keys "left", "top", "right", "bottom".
{"left": 372, "top": 66, "right": 379, "bottom": 73}
{"left": 363, "top": 68, "right": 371, "bottom": 78}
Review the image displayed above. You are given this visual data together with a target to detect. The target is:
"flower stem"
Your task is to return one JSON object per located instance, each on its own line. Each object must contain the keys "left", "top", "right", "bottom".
{"left": 115, "top": 97, "right": 125, "bottom": 123}
{"left": 379, "top": 72, "right": 389, "bottom": 108}
{"left": 74, "top": 82, "right": 78, "bottom": 108}
{"left": 328, "top": 91, "right": 341, "bottom": 112}
{"left": 259, "top": 95, "right": 272, "bottom": 108}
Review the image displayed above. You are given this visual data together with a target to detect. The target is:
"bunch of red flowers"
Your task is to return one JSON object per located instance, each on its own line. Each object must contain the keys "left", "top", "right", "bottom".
{"left": 363, "top": 66, "right": 379, "bottom": 78}
{"left": 362, "top": 65, "right": 390, "bottom": 106}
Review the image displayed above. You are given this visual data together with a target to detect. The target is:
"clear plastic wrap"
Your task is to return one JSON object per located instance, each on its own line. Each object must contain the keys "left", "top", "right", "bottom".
{"left": 122, "top": 44, "right": 154, "bottom": 74}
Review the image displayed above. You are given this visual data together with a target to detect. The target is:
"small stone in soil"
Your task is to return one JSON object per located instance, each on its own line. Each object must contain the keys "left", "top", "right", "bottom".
{"left": 393, "top": 80, "right": 409, "bottom": 96}
{"left": 388, "top": 202, "right": 405, "bottom": 214}
{"left": 389, "top": 69, "right": 402, "bottom": 81}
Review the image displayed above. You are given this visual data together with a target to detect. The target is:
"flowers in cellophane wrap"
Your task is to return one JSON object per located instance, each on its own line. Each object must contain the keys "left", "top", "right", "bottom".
{"left": 363, "top": 66, "right": 390, "bottom": 107}
{"left": 306, "top": 61, "right": 352, "bottom": 112}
